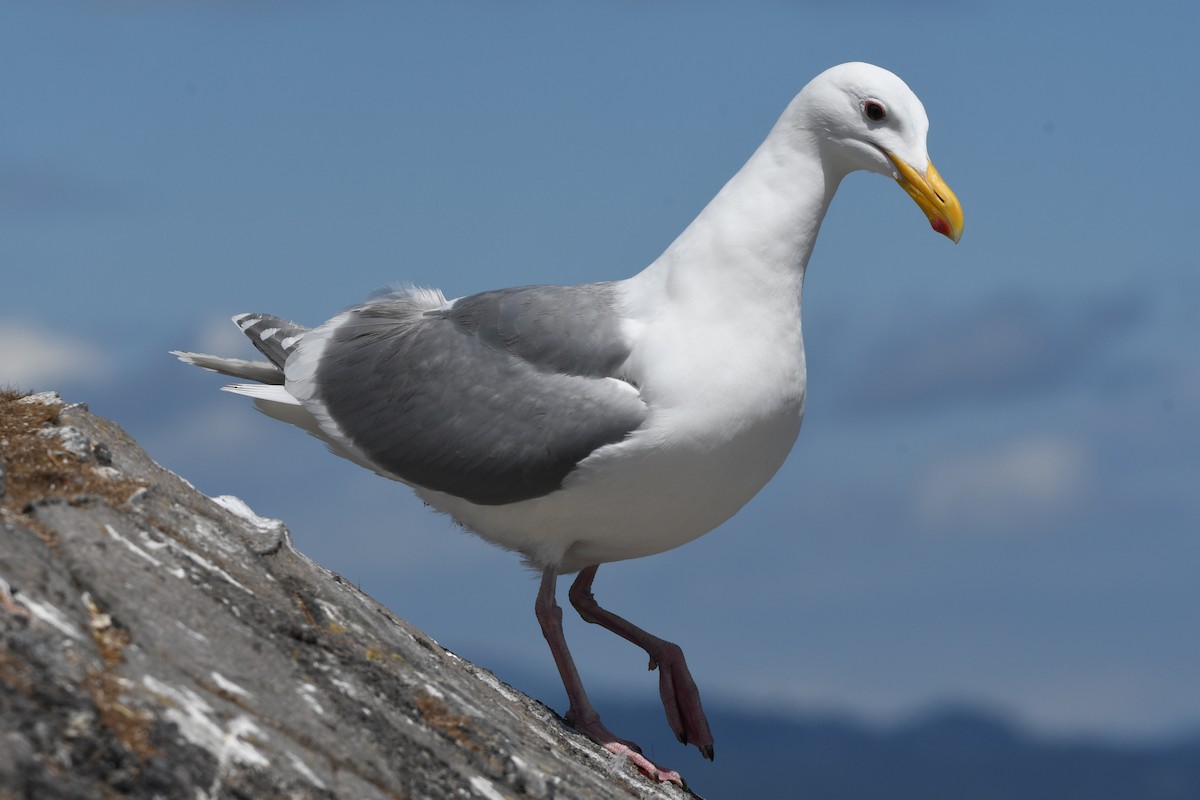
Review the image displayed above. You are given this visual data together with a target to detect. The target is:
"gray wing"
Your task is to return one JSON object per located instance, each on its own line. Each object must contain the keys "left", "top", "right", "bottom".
{"left": 311, "top": 284, "right": 646, "bottom": 506}
{"left": 444, "top": 284, "right": 633, "bottom": 377}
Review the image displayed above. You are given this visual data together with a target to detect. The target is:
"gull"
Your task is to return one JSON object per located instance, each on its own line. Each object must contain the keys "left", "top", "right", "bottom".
{"left": 175, "top": 62, "right": 963, "bottom": 784}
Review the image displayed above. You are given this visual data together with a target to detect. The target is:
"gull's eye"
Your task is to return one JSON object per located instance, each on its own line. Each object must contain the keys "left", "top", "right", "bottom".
{"left": 864, "top": 100, "right": 887, "bottom": 122}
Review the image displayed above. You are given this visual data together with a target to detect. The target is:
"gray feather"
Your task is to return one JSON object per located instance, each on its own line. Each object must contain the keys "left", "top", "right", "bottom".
{"left": 438, "top": 283, "right": 631, "bottom": 378}
{"left": 172, "top": 351, "right": 284, "bottom": 384}
{"left": 315, "top": 283, "right": 645, "bottom": 505}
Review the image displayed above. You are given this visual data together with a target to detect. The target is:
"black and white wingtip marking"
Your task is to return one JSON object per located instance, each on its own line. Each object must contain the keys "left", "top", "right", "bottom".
{"left": 232, "top": 313, "right": 310, "bottom": 370}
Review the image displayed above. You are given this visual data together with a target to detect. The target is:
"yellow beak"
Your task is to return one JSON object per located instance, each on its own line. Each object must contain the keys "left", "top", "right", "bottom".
{"left": 884, "top": 152, "right": 963, "bottom": 244}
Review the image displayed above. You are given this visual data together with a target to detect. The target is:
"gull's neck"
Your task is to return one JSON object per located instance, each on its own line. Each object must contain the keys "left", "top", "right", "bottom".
{"left": 624, "top": 120, "right": 845, "bottom": 319}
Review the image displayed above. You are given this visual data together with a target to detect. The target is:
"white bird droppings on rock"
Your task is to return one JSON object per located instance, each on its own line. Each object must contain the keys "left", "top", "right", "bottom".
{"left": 142, "top": 675, "right": 270, "bottom": 769}
{"left": 470, "top": 667, "right": 518, "bottom": 702}
{"left": 286, "top": 751, "right": 327, "bottom": 789}
{"left": 36, "top": 425, "right": 92, "bottom": 460}
{"left": 468, "top": 776, "right": 508, "bottom": 800}
{"left": 16, "top": 391, "right": 62, "bottom": 406}
{"left": 210, "top": 671, "right": 251, "bottom": 698}
{"left": 13, "top": 593, "right": 84, "bottom": 641}
{"left": 102, "top": 524, "right": 164, "bottom": 569}
{"left": 297, "top": 683, "right": 325, "bottom": 715}
{"left": 211, "top": 494, "right": 287, "bottom": 537}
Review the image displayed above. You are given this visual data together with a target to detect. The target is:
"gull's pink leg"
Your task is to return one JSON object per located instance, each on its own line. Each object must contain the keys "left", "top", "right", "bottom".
{"left": 569, "top": 565, "right": 714, "bottom": 761}
{"left": 535, "top": 566, "right": 684, "bottom": 785}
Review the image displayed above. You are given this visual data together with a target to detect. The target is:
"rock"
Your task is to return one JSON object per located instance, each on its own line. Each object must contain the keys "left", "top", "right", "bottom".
{"left": 0, "top": 392, "right": 700, "bottom": 800}
{"left": 36, "top": 425, "right": 93, "bottom": 460}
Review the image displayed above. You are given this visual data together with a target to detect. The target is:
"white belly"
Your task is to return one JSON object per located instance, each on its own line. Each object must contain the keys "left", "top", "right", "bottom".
{"left": 420, "top": 391, "right": 804, "bottom": 573}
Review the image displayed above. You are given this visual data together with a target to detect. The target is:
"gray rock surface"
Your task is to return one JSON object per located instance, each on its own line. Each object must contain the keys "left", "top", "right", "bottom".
{"left": 0, "top": 392, "right": 700, "bottom": 800}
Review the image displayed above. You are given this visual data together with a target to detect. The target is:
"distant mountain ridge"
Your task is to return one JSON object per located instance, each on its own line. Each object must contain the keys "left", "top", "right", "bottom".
{"left": 595, "top": 699, "right": 1200, "bottom": 799}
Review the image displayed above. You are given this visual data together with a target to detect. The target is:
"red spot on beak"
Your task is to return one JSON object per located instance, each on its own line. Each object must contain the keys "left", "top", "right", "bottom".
{"left": 931, "top": 217, "right": 951, "bottom": 237}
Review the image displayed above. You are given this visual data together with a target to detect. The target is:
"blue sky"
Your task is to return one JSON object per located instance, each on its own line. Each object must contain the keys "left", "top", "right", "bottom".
{"left": 4, "top": 0, "right": 1198, "bottom": 747}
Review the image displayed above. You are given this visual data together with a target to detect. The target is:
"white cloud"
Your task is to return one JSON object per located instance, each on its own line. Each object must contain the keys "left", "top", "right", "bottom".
{"left": 0, "top": 319, "right": 109, "bottom": 390}
{"left": 915, "top": 435, "right": 1089, "bottom": 534}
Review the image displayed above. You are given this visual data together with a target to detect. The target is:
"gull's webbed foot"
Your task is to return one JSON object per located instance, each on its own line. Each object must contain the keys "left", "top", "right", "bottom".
{"left": 568, "top": 711, "right": 685, "bottom": 786}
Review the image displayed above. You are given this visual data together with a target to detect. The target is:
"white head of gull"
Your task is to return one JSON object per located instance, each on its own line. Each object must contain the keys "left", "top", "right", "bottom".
{"left": 174, "top": 62, "right": 963, "bottom": 785}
